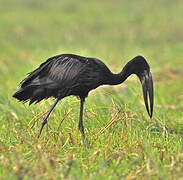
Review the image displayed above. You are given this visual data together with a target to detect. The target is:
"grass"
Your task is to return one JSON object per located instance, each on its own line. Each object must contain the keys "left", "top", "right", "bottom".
{"left": 0, "top": 0, "right": 183, "bottom": 179}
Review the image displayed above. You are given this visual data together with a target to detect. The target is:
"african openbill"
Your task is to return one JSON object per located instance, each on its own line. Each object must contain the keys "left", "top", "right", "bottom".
{"left": 13, "top": 54, "right": 154, "bottom": 138}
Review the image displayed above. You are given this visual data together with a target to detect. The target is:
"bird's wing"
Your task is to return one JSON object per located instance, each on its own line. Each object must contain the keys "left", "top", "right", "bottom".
{"left": 20, "top": 55, "right": 58, "bottom": 88}
{"left": 46, "top": 55, "right": 88, "bottom": 87}
{"left": 20, "top": 54, "right": 88, "bottom": 89}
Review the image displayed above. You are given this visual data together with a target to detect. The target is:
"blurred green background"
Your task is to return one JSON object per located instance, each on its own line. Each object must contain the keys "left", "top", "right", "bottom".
{"left": 0, "top": 0, "right": 183, "bottom": 179}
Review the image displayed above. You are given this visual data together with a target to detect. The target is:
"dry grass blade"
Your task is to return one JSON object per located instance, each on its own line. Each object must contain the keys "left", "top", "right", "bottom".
{"left": 29, "top": 110, "right": 50, "bottom": 129}
{"left": 98, "top": 110, "right": 126, "bottom": 135}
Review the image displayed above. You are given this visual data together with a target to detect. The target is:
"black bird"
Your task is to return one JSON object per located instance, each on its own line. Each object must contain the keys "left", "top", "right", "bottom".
{"left": 13, "top": 54, "right": 154, "bottom": 138}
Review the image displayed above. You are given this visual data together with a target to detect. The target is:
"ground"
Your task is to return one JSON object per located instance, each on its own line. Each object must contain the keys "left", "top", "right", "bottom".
{"left": 0, "top": 0, "right": 183, "bottom": 179}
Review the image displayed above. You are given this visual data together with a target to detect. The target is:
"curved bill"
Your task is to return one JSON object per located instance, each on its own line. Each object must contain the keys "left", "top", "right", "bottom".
{"left": 139, "top": 70, "right": 154, "bottom": 118}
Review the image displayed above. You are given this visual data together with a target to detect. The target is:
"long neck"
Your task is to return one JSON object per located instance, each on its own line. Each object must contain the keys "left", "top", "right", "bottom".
{"left": 106, "top": 69, "right": 131, "bottom": 85}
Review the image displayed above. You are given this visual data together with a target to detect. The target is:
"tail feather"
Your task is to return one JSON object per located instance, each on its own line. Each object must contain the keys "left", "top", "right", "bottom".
{"left": 13, "top": 86, "right": 47, "bottom": 105}
{"left": 13, "top": 87, "right": 34, "bottom": 102}
{"left": 13, "top": 85, "right": 63, "bottom": 105}
{"left": 28, "top": 88, "right": 45, "bottom": 105}
{"left": 13, "top": 69, "right": 67, "bottom": 104}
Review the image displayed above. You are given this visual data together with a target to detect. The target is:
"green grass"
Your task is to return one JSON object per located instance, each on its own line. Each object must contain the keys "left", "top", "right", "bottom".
{"left": 1, "top": 0, "right": 183, "bottom": 179}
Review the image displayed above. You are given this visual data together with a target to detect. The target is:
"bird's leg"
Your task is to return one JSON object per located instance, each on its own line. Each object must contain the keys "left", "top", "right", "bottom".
{"left": 78, "top": 97, "right": 85, "bottom": 139}
{"left": 38, "top": 98, "right": 60, "bottom": 138}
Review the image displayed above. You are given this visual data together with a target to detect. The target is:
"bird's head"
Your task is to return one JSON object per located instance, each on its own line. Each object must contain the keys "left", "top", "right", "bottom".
{"left": 123, "top": 56, "right": 154, "bottom": 118}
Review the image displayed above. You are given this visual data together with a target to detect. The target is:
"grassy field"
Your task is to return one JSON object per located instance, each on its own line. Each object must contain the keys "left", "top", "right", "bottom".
{"left": 0, "top": 0, "right": 183, "bottom": 179}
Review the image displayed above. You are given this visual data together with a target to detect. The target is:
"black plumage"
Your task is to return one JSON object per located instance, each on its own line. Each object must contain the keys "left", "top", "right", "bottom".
{"left": 13, "top": 54, "right": 154, "bottom": 138}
